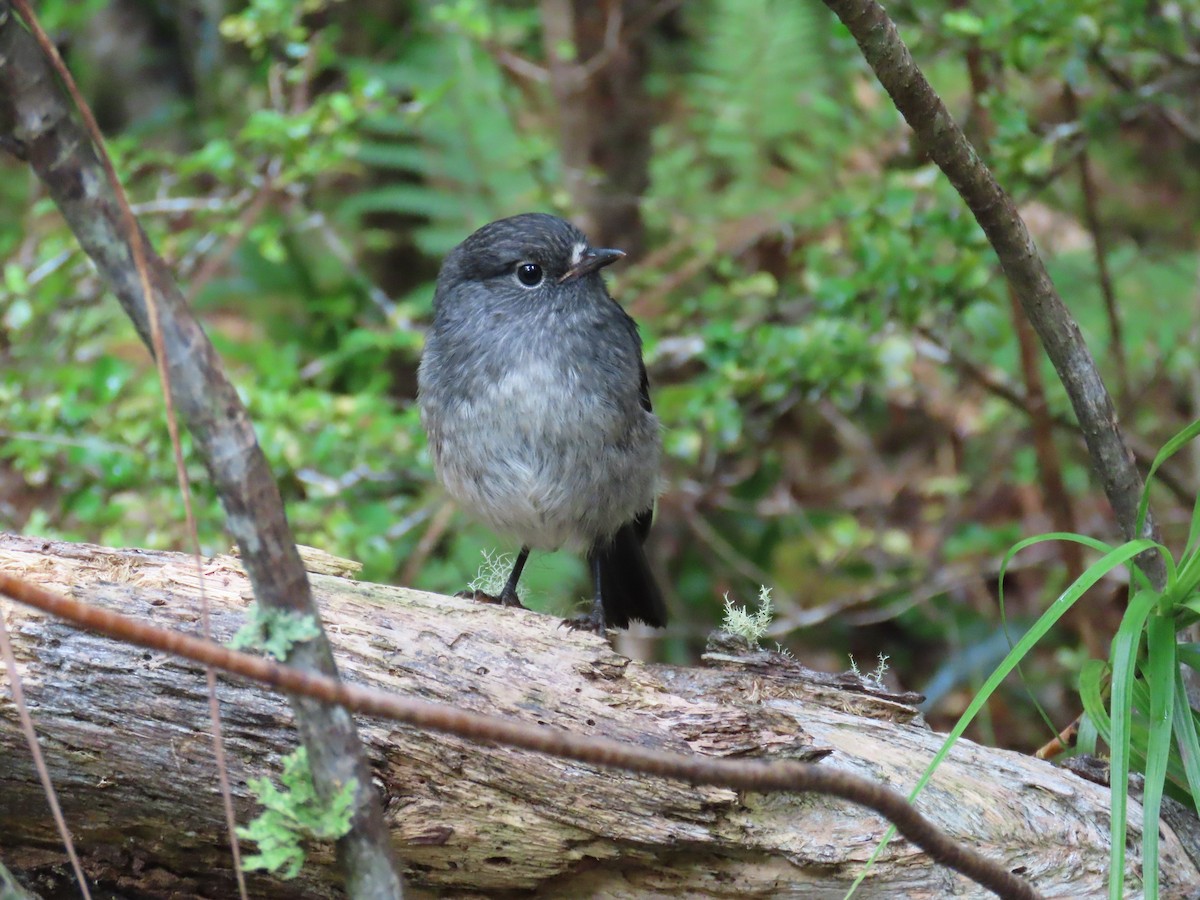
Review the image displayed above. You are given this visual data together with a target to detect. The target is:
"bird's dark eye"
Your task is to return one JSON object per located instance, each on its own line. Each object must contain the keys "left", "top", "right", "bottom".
{"left": 515, "top": 262, "right": 544, "bottom": 288}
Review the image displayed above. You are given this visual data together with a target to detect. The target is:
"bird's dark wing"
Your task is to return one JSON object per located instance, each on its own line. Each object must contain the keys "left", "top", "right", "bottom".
{"left": 631, "top": 504, "right": 653, "bottom": 543}
{"left": 632, "top": 316, "right": 653, "bottom": 542}
{"left": 588, "top": 305, "right": 663, "bottom": 627}
{"left": 622, "top": 303, "right": 653, "bottom": 414}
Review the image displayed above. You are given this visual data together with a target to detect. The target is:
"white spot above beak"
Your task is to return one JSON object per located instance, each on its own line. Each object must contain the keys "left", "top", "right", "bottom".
{"left": 570, "top": 242, "right": 587, "bottom": 268}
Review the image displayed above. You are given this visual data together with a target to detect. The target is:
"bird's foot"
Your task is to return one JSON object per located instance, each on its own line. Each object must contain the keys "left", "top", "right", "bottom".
{"left": 455, "top": 587, "right": 526, "bottom": 609}
{"left": 561, "top": 610, "right": 607, "bottom": 637}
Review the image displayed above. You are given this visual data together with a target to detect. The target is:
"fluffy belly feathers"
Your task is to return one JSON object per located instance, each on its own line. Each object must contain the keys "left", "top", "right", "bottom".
{"left": 431, "top": 360, "right": 659, "bottom": 550}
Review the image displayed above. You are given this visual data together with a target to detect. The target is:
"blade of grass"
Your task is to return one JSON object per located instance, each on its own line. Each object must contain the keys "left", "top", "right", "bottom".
{"left": 846, "top": 538, "right": 1158, "bottom": 898}
{"left": 1130, "top": 676, "right": 1190, "bottom": 798}
{"left": 1188, "top": 531, "right": 1200, "bottom": 567}
{"left": 1076, "top": 647, "right": 1189, "bottom": 792}
{"left": 1108, "top": 587, "right": 1160, "bottom": 899}
{"left": 954, "top": 538, "right": 1157, "bottom": 769}
{"left": 1078, "top": 678, "right": 1156, "bottom": 781}
{"left": 1187, "top": 488, "right": 1200, "bottom": 560}
{"left": 1172, "top": 663, "right": 1200, "bottom": 816}
{"left": 1079, "top": 659, "right": 1111, "bottom": 748}
{"left": 1175, "top": 548, "right": 1200, "bottom": 599}
{"left": 1136, "top": 418, "right": 1200, "bottom": 540}
{"left": 1141, "top": 613, "right": 1177, "bottom": 898}
{"left": 997, "top": 533, "right": 1115, "bottom": 743}
{"left": 1179, "top": 644, "right": 1200, "bottom": 672}
{"left": 1076, "top": 711, "right": 1099, "bottom": 756}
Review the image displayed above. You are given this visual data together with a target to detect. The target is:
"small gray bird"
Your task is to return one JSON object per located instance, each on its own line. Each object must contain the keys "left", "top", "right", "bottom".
{"left": 417, "top": 213, "right": 666, "bottom": 633}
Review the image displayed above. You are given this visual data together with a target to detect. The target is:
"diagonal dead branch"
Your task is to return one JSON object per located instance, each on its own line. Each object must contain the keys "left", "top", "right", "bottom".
{"left": 0, "top": 3, "right": 402, "bottom": 895}
{"left": 4, "top": 3, "right": 245, "bottom": 893}
{"left": 822, "top": 0, "right": 1167, "bottom": 590}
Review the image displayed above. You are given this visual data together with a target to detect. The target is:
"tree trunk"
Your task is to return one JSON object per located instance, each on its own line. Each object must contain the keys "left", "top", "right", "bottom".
{"left": 0, "top": 532, "right": 1196, "bottom": 898}
{"left": 540, "top": 0, "right": 656, "bottom": 256}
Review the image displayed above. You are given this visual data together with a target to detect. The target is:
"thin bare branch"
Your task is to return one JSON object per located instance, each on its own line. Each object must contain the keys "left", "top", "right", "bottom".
{"left": 579, "top": 0, "right": 683, "bottom": 80}
{"left": 0, "top": 615, "right": 91, "bottom": 899}
{"left": 1090, "top": 47, "right": 1200, "bottom": 146}
{"left": 185, "top": 166, "right": 277, "bottom": 304}
{"left": 0, "top": 571, "right": 1041, "bottom": 900}
{"left": 914, "top": 328, "right": 1197, "bottom": 505}
{"left": 1061, "top": 85, "right": 1129, "bottom": 410}
{"left": 576, "top": 0, "right": 623, "bottom": 81}
{"left": 957, "top": 30, "right": 1088, "bottom": 641}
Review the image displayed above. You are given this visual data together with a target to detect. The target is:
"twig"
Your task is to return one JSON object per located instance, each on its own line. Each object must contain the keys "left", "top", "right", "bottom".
{"left": 482, "top": 42, "right": 549, "bottom": 83}
{"left": 914, "top": 328, "right": 1196, "bottom": 505}
{"left": 1036, "top": 713, "right": 1082, "bottom": 760}
{"left": 0, "top": 572, "right": 1042, "bottom": 900}
{"left": 579, "top": 0, "right": 683, "bottom": 80}
{"left": 129, "top": 197, "right": 245, "bottom": 215}
{"left": 481, "top": 0, "right": 683, "bottom": 86}
{"left": 684, "top": 509, "right": 777, "bottom": 590}
{"left": 957, "top": 28, "right": 1088, "bottom": 640}
{"left": 1062, "top": 84, "right": 1128, "bottom": 410}
{"left": 768, "top": 547, "right": 1057, "bottom": 633}
{"left": 574, "top": 0, "right": 622, "bottom": 82}
{"left": 398, "top": 499, "right": 456, "bottom": 587}
{"left": 0, "top": 431, "right": 138, "bottom": 455}
{"left": 1090, "top": 47, "right": 1200, "bottom": 146}
{"left": 1007, "top": 286, "right": 1091, "bottom": 643}
{"left": 0, "top": 614, "right": 91, "bottom": 899}
{"left": 299, "top": 211, "right": 397, "bottom": 318}
{"left": 185, "top": 165, "right": 277, "bottom": 304}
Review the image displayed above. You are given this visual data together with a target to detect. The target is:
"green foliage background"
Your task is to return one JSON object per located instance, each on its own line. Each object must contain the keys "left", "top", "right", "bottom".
{"left": 2, "top": 0, "right": 1198, "bottom": 751}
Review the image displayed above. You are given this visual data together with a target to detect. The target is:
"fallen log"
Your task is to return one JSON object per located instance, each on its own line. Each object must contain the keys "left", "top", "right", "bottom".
{"left": 0, "top": 532, "right": 1195, "bottom": 898}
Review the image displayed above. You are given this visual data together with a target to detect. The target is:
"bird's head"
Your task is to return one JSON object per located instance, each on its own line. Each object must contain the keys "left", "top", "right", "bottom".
{"left": 435, "top": 213, "right": 625, "bottom": 311}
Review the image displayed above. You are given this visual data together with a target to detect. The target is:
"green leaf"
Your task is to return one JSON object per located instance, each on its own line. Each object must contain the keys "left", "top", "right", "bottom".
{"left": 1173, "top": 665, "right": 1200, "bottom": 817}
{"left": 237, "top": 748, "right": 356, "bottom": 879}
{"left": 1141, "top": 614, "right": 1178, "bottom": 897}
{"left": 1136, "top": 418, "right": 1200, "bottom": 541}
{"left": 1108, "top": 587, "right": 1160, "bottom": 899}
{"left": 942, "top": 10, "right": 986, "bottom": 36}
{"left": 1079, "top": 658, "right": 1112, "bottom": 746}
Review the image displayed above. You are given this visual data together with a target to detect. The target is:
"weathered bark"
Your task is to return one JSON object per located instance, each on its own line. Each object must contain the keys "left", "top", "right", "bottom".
{"left": 0, "top": 533, "right": 1197, "bottom": 899}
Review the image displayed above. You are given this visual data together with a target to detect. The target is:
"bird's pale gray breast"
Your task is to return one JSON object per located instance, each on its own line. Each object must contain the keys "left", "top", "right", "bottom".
{"left": 421, "top": 304, "right": 660, "bottom": 550}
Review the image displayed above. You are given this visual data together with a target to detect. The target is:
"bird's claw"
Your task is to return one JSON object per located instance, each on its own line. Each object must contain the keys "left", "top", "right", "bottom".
{"left": 560, "top": 612, "right": 607, "bottom": 637}
{"left": 455, "top": 588, "right": 526, "bottom": 609}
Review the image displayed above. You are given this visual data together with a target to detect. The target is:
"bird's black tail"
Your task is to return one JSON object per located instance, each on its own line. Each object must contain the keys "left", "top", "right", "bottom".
{"left": 589, "top": 519, "right": 667, "bottom": 629}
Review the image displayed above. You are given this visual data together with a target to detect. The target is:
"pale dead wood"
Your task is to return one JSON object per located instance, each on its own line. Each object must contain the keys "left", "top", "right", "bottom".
{"left": 0, "top": 533, "right": 1196, "bottom": 898}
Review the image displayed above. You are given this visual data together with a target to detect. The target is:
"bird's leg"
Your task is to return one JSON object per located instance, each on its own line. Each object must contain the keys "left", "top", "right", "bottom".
{"left": 563, "top": 553, "right": 607, "bottom": 636}
{"left": 456, "top": 546, "right": 529, "bottom": 609}
{"left": 497, "top": 546, "right": 529, "bottom": 607}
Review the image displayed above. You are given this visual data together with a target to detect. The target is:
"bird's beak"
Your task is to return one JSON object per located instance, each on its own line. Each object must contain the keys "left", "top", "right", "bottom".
{"left": 559, "top": 247, "right": 625, "bottom": 283}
